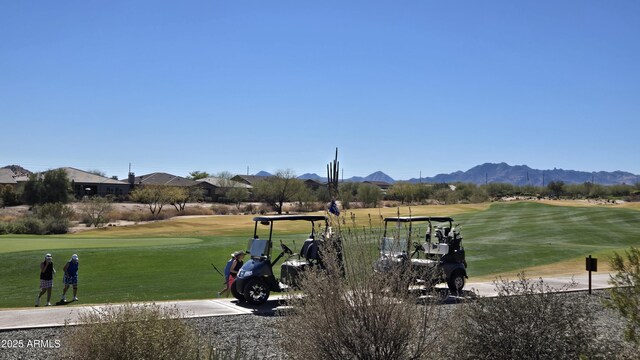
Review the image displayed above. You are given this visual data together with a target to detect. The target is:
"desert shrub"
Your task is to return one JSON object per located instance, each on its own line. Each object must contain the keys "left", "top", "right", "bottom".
{"left": 33, "top": 202, "right": 74, "bottom": 234}
{"left": 42, "top": 217, "right": 69, "bottom": 234}
{"left": 62, "top": 303, "right": 200, "bottom": 360}
{"left": 211, "top": 204, "right": 230, "bottom": 215}
{"left": 117, "top": 209, "right": 171, "bottom": 222}
{"left": 257, "top": 204, "right": 271, "bottom": 215}
{"left": 278, "top": 218, "right": 444, "bottom": 360}
{"left": 0, "top": 222, "right": 8, "bottom": 235}
{"left": 439, "top": 273, "right": 609, "bottom": 359}
{"left": 243, "top": 203, "right": 256, "bottom": 214}
{"left": 607, "top": 247, "right": 640, "bottom": 346}
{"left": 293, "top": 201, "right": 325, "bottom": 212}
{"left": 180, "top": 206, "right": 214, "bottom": 216}
{"left": 10, "top": 217, "right": 46, "bottom": 235}
{"left": 78, "top": 196, "right": 113, "bottom": 227}
{"left": 34, "top": 202, "right": 75, "bottom": 220}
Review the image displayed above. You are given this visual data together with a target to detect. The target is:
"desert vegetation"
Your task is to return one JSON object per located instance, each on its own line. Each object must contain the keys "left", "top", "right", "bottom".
{"left": 277, "top": 216, "right": 629, "bottom": 359}
{"left": 1, "top": 164, "right": 639, "bottom": 235}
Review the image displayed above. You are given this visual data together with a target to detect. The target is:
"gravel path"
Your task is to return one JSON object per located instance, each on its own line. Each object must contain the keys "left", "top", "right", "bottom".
{"left": 0, "top": 290, "right": 634, "bottom": 360}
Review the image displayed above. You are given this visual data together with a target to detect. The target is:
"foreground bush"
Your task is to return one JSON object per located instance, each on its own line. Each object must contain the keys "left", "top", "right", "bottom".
{"left": 441, "top": 274, "right": 611, "bottom": 359}
{"left": 608, "top": 247, "right": 640, "bottom": 346}
{"left": 62, "top": 303, "right": 200, "bottom": 360}
{"left": 279, "top": 220, "right": 444, "bottom": 360}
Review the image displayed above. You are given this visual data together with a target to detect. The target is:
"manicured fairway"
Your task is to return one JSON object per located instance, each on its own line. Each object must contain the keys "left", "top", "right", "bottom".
{"left": 0, "top": 201, "right": 638, "bottom": 308}
{"left": 456, "top": 202, "right": 640, "bottom": 279}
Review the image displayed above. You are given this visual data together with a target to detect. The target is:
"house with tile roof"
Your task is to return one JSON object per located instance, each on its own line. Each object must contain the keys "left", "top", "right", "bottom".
{"left": 60, "top": 167, "right": 131, "bottom": 198}
{"left": 132, "top": 172, "right": 199, "bottom": 187}
{"left": 196, "top": 177, "right": 252, "bottom": 202}
{"left": 0, "top": 168, "right": 19, "bottom": 187}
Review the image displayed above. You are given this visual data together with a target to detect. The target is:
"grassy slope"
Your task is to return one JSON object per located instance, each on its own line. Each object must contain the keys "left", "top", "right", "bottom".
{"left": 457, "top": 201, "right": 640, "bottom": 279}
{"left": 0, "top": 201, "right": 638, "bottom": 308}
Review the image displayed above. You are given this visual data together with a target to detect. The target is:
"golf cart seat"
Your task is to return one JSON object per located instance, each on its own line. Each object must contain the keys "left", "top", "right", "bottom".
{"left": 301, "top": 238, "right": 321, "bottom": 261}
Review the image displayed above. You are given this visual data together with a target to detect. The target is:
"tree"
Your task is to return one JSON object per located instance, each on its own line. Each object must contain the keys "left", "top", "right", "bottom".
{"left": 186, "top": 170, "right": 210, "bottom": 180}
{"left": 0, "top": 185, "right": 20, "bottom": 207}
{"left": 22, "top": 173, "right": 45, "bottom": 205}
{"left": 293, "top": 184, "right": 318, "bottom": 212}
{"left": 79, "top": 196, "right": 113, "bottom": 227}
{"left": 22, "top": 169, "right": 71, "bottom": 205}
{"left": 130, "top": 185, "right": 171, "bottom": 218}
{"left": 387, "top": 182, "right": 417, "bottom": 204}
{"left": 165, "top": 186, "right": 203, "bottom": 213}
{"left": 214, "top": 171, "right": 242, "bottom": 203}
{"left": 43, "top": 169, "right": 71, "bottom": 203}
{"left": 547, "top": 180, "right": 565, "bottom": 199}
{"left": 338, "top": 182, "right": 358, "bottom": 210}
{"left": 357, "top": 183, "right": 381, "bottom": 208}
{"left": 607, "top": 247, "right": 640, "bottom": 346}
{"left": 226, "top": 187, "right": 249, "bottom": 208}
{"left": 253, "top": 169, "right": 301, "bottom": 214}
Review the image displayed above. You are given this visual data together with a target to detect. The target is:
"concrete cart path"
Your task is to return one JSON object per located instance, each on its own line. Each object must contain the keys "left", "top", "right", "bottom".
{"left": 0, "top": 298, "right": 258, "bottom": 331}
{"left": 463, "top": 272, "right": 613, "bottom": 297}
{"left": 0, "top": 273, "right": 614, "bottom": 331}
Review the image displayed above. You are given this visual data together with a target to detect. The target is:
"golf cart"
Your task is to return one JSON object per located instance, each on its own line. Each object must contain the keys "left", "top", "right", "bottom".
{"left": 374, "top": 216, "right": 467, "bottom": 292}
{"left": 233, "top": 215, "right": 335, "bottom": 305}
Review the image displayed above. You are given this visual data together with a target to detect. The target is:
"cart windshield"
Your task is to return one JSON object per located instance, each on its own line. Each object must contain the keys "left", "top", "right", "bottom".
{"left": 247, "top": 238, "right": 270, "bottom": 258}
{"left": 381, "top": 237, "right": 408, "bottom": 255}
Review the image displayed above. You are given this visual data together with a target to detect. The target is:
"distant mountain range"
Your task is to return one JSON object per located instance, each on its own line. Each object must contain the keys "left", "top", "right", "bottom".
{"left": 293, "top": 162, "right": 638, "bottom": 186}
{"left": 6, "top": 163, "right": 636, "bottom": 187}
{"left": 297, "top": 171, "right": 395, "bottom": 184}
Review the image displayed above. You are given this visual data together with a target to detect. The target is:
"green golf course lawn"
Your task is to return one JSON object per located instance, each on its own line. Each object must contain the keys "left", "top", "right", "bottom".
{"left": 0, "top": 201, "right": 638, "bottom": 308}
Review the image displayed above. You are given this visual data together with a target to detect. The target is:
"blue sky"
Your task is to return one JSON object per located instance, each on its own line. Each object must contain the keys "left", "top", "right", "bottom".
{"left": 2, "top": 1, "right": 639, "bottom": 180}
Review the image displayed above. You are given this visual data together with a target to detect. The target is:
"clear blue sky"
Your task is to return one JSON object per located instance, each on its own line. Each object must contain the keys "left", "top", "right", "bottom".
{"left": 2, "top": 1, "right": 639, "bottom": 180}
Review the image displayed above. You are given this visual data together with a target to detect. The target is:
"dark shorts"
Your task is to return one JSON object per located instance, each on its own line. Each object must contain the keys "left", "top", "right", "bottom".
{"left": 40, "top": 279, "right": 53, "bottom": 289}
{"left": 63, "top": 274, "right": 78, "bottom": 286}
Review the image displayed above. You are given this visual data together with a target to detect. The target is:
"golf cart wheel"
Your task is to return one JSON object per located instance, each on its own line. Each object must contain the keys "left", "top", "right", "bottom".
{"left": 447, "top": 271, "right": 465, "bottom": 293}
{"left": 244, "top": 278, "right": 270, "bottom": 305}
{"left": 230, "top": 281, "right": 244, "bottom": 302}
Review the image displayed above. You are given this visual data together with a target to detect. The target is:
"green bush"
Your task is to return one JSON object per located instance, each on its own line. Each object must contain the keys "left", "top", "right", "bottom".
{"left": 43, "top": 217, "right": 69, "bottom": 234}
{"left": 607, "top": 247, "right": 640, "bottom": 346}
{"left": 9, "top": 217, "right": 46, "bottom": 235}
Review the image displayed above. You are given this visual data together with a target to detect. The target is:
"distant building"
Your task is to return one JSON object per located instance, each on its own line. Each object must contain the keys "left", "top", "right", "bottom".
{"left": 303, "top": 179, "right": 324, "bottom": 191}
{"left": 196, "top": 177, "right": 252, "bottom": 202}
{"left": 0, "top": 168, "right": 19, "bottom": 187}
{"left": 230, "top": 175, "right": 271, "bottom": 186}
{"left": 60, "top": 167, "right": 130, "bottom": 198}
{"left": 363, "top": 181, "right": 392, "bottom": 192}
{"left": 132, "top": 172, "right": 199, "bottom": 187}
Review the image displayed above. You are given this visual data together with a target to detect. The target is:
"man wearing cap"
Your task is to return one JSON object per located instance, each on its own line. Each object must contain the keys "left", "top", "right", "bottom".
{"left": 60, "top": 254, "right": 79, "bottom": 302}
{"left": 36, "top": 253, "right": 56, "bottom": 306}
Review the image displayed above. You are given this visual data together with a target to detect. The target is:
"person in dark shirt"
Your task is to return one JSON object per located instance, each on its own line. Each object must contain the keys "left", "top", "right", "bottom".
{"left": 60, "top": 254, "right": 79, "bottom": 302}
{"left": 36, "top": 253, "right": 56, "bottom": 307}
